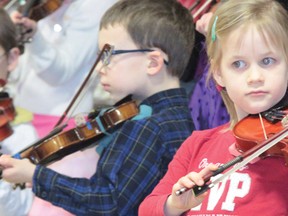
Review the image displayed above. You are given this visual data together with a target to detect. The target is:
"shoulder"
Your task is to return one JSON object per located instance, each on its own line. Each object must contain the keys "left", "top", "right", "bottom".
{"left": 182, "top": 124, "right": 233, "bottom": 150}
{"left": 192, "top": 124, "right": 230, "bottom": 139}
{"left": 127, "top": 104, "right": 193, "bottom": 134}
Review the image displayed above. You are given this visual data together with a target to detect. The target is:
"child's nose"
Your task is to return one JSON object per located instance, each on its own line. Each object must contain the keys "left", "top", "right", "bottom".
{"left": 95, "top": 61, "right": 105, "bottom": 75}
{"left": 247, "top": 67, "right": 264, "bottom": 85}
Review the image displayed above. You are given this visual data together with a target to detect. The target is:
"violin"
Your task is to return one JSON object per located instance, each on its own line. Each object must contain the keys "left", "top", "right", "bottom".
{"left": 12, "top": 44, "right": 114, "bottom": 164}
{"left": 13, "top": 100, "right": 139, "bottom": 165}
{"left": 0, "top": 112, "right": 13, "bottom": 141}
{"left": 0, "top": 92, "right": 16, "bottom": 121}
{"left": 0, "top": 92, "right": 16, "bottom": 141}
{"left": 176, "top": 102, "right": 288, "bottom": 196}
{"left": 19, "top": 0, "right": 64, "bottom": 22}
{"left": 233, "top": 107, "right": 288, "bottom": 162}
{"left": 233, "top": 90, "right": 288, "bottom": 162}
{"left": 16, "top": 0, "right": 64, "bottom": 53}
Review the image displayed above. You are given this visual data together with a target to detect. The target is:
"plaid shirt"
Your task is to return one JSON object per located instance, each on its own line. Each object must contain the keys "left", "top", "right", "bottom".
{"left": 32, "top": 88, "right": 194, "bottom": 215}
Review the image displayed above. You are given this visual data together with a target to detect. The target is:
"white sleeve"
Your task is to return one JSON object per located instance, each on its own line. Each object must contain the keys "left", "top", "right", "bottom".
{"left": 1, "top": 123, "right": 38, "bottom": 154}
{"left": 0, "top": 181, "right": 34, "bottom": 216}
{"left": 0, "top": 123, "right": 38, "bottom": 216}
{"left": 24, "top": 0, "right": 118, "bottom": 85}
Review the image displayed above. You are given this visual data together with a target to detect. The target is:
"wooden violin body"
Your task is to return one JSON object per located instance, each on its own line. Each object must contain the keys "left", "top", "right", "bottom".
{"left": 0, "top": 97, "right": 16, "bottom": 121}
{"left": 0, "top": 92, "right": 16, "bottom": 141}
{"left": 16, "top": 0, "right": 64, "bottom": 53}
{"left": 0, "top": 113, "right": 13, "bottom": 141}
{"left": 20, "top": 118, "right": 104, "bottom": 165}
{"left": 233, "top": 108, "right": 288, "bottom": 163}
{"left": 16, "top": 100, "right": 139, "bottom": 165}
{"left": 19, "top": 0, "right": 63, "bottom": 21}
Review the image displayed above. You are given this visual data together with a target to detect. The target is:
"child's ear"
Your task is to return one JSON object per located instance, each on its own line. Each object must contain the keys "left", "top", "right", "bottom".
{"left": 7, "top": 47, "right": 20, "bottom": 72}
{"left": 147, "top": 50, "right": 164, "bottom": 75}
{"left": 213, "top": 68, "right": 225, "bottom": 88}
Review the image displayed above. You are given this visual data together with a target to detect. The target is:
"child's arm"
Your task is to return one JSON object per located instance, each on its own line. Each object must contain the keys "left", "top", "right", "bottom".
{"left": 195, "top": 12, "right": 213, "bottom": 36}
{"left": 164, "top": 164, "right": 217, "bottom": 216}
{"left": 10, "top": 11, "right": 37, "bottom": 39}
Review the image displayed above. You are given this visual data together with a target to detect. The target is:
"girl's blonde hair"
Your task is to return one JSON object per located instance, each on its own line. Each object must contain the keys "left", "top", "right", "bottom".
{"left": 206, "top": 0, "right": 288, "bottom": 127}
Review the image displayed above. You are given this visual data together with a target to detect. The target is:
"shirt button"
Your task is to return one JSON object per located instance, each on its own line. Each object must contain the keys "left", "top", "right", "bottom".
{"left": 41, "top": 191, "right": 47, "bottom": 198}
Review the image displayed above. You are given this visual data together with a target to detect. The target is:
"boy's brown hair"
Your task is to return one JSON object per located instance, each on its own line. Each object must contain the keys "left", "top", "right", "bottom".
{"left": 100, "top": 0, "right": 195, "bottom": 78}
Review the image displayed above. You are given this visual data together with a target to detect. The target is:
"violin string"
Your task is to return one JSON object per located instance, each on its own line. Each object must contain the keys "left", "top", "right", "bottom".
{"left": 63, "top": 71, "right": 100, "bottom": 125}
{"left": 53, "top": 44, "right": 110, "bottom": 128}
{"left": 259, "top": 113, "right": 268, "bottom": 140}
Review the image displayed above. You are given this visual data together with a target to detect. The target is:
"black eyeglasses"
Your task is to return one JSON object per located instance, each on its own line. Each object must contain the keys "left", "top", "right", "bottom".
{"left": 100, "top": 44, "right": 169, "bottom": 66}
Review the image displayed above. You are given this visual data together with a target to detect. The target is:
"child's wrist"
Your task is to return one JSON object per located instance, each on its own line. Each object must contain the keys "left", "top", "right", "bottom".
{"left": 164, "top": 195, "right": 187, "bottom": 216}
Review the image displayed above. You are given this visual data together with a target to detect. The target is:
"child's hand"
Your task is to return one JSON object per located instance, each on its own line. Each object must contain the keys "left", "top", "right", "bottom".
{"left": 164, "top": 164, "right": 218, "bottom": 216}
{"left": 0, "top": 154, "right": 36, "bottom": 184}
{"left": 10, "top": 11, "right": 37, "bottom": 38}
{"left": 195, "top": 12, "right": 214, "bottom": 36}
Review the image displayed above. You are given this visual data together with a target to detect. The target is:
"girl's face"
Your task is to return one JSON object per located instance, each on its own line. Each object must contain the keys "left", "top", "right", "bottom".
{"left": 97, "top": 25, "right": 151, "bottom": 103}
{"left": 214, "top": 24, "right": 288, "bottom": 120}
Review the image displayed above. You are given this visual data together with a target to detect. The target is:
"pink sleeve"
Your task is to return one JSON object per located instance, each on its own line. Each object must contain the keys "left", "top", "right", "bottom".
{"left": 138, "top": 135, "right": 194, "bottom": 215}
{"left": 138, "top": 194, "right": 169, "bottom": 216}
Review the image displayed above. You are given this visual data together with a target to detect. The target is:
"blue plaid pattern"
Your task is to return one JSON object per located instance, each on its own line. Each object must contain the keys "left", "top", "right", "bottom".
{"left": 32, "top": 88, "right": 194, "bottom": 215}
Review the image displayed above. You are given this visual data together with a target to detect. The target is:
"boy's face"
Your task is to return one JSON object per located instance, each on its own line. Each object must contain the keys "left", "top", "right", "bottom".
{"left": 214, "top": 24, "right": 288, "bottom": 120}
{"left": 97, "top": 24, "right": 150, "bottom": 103}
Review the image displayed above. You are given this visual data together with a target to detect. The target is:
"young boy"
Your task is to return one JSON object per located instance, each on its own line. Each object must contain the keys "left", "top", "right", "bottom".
{"left": 0, "top": 0, "right": 195, "bottom": 215}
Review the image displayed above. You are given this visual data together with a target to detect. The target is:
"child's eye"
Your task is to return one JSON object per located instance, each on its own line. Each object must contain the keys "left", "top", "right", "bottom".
{"left": 261, "top": 57, "right": 275, "bottom": 66}
{"left": 232, "top": 60, "right": 246, "bottom": 69}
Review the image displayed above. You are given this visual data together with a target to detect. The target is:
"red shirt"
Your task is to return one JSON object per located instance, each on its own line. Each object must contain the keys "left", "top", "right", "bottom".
{"left": 139, "top": 124, "right": 288, "bottom": 216}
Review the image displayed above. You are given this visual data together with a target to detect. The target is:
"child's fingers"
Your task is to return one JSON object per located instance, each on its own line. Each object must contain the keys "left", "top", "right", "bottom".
{"left": 0, "top": 155, "right": 13, "bottom": 168}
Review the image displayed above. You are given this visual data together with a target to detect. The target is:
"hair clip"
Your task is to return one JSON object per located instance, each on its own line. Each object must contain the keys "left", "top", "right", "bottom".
{"left": 211, "top": 16, "right": 218, "bottom": 42}
{"left": 216, "top": 83, "right": 224, "bottom": 92}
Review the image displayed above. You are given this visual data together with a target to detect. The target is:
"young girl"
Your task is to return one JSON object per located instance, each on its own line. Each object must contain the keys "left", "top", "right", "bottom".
{"left": 0, "top": 0, "right": 195, "bottom": 215}
{"left": 139, "top": 0, "right": 288, "bottom": 215}
{"left": 0, "top": 8, "right": 38, "bottom": 216}
{"left": 0, "top": 8, "right": 95, "bottom": 216}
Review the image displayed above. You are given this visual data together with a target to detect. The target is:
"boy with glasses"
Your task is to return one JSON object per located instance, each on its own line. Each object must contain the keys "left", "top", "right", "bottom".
{"left": 0, "top": 0, "right": 195, "bottom": 215}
